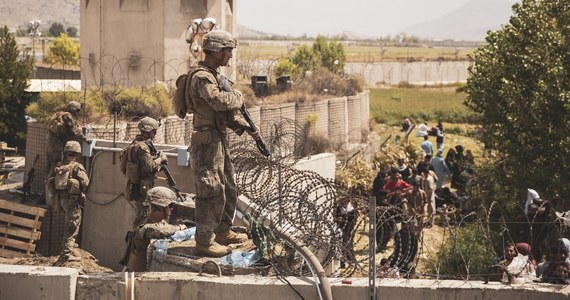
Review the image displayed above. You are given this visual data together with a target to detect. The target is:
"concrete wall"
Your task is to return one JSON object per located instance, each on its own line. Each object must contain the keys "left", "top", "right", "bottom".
{"left": 70, "top": 275, "right": 570, "bottom": 300}
{"left": 81, "top": 140, "right": 194, "bottom": 271}
{"left": 3, "top": 266, "right": 569, "bottom": 300}
{"left": 0, "top": 264, "right": 79, "bottom": 300}
{"left": 346, "top": 60, "right": 472, "bottom": 86}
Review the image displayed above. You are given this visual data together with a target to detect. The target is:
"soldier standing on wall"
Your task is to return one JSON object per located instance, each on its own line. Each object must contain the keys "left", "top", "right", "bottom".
{"left": 188, "top": 30, "right": 259, "bottom": 257}
{"left": 122, "top": 117, "right": 168, "bottom": 227}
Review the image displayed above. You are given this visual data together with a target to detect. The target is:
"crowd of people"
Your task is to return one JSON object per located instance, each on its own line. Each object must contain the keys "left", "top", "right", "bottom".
{"left": 492, "top": 189, "right": 570, "bottom": 284}
{"left": 333, "top": 121, "right": 477, "bottom": 278}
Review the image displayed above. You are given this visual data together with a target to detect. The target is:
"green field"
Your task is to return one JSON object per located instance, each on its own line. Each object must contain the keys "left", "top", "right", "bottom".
{"left": 369, "top": 86, "right": 483, "bottom": 157}
{"left": 369, "top": 87, "right": 474, "bottom": 125}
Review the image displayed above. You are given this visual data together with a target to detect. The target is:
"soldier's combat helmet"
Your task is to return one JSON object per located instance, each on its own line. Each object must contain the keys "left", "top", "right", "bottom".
{"left": 63, "top": 141, "right": 81, "bottom": 153}
{"left": 146, "top": 187, "right": 176, "bottom": 207}
{"left": 138, "top": 117, "right": 159, "bottom": 132}
{"left": 66, "top": 101, "right": 82, "bottom": 112}
{"left": 202, "top": 30, "right": 237, "bottom": 52}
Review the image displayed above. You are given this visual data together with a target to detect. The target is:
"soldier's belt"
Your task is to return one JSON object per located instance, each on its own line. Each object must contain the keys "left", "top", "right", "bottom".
{"left": 195, "top": 126, "right": 213, "bottom": 132}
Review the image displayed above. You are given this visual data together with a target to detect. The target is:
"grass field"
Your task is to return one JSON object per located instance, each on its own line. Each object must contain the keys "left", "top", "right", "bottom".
{"left": 369, "top": 86, "right": 484, "bottom": 157}
{"left": 238, "top": 43, "right": 476, "bottom": 62}
{"left": 369, "top": 87, "right": 473, "bottom": 125}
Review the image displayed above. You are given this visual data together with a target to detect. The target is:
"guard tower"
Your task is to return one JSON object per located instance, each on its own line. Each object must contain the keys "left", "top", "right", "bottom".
{"left": 80, "top": 0, "right": 236, "bottom": 88}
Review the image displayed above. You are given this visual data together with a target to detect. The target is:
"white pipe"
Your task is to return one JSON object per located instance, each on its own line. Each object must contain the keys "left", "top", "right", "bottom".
{"left": 92, "top": 146, "right": 178, "bottom": 157}
{"left": 130, "top": 272, "right": 135, "bottom": 300}
{"left": 124, "top": 272, "right": 129, "bottom": 300}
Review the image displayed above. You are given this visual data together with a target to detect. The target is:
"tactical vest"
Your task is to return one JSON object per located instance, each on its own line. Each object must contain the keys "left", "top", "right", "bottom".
{"left": 189, "top": 68, "right": 236, "bottom": 134}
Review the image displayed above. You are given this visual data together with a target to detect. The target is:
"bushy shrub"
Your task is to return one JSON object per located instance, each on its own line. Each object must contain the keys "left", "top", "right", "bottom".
{"left": 295, "top": 68, "right": 363, "bottom": 97}
{"left": 428, "top": 224, "right": 495, "bottom": 280}
{"left": 26, "top": 83, "right": 172, "bottom": 123}
{"left": 336, "top": 157, "right": 376, "bottom": 196}
{"left": 112, "top": 83, "right": 172, "bottom": 120}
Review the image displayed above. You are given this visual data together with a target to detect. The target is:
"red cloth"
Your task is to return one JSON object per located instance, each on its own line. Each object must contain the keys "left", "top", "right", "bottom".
{"left": 383, "top": 180, "right": 412, "bottom": 193}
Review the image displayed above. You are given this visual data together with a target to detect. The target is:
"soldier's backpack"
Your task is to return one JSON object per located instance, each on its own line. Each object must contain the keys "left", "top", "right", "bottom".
{"left": 54, "top": 164, "right": 74, "bottom": 191}
{"left": 119, "top": 144, "right": 141, "bottom": 183}
{"left": 48, "top": 111, "right": 68, "bottom": 135}
{"left": 172, "top": 68, "right": 203, "bottom": 119}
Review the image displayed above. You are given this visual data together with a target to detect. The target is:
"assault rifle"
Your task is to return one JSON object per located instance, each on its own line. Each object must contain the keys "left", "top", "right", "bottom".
{"left": 21, "top": 154, "right": 39, "bottom": 203}
{"left": 218, "top": 75, "right": 270, "bottom": 157}
{"left": 239, "top": 104, "right": 270, "bottom": 157}
{"left": 145, "top": 140, "right": 184, "bottom": 202}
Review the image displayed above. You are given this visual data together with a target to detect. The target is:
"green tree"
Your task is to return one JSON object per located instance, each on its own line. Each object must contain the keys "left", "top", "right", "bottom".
{"left": 44, "top": 34, "right": 80, "bottom": 66}
{"left": 66, "top": 26, "right": 78, "bottom": 38}
{"left": 289, "top": 36, "right": 346, "bottom": 75}
{"left": 290, "top": 45, "right": 317, "bottom": 75}
{"left": 464, "top": 0, "right": 570, "bottom": 201}
{"left": 48, "top": 22, "right": 65, "bottom": 37}
{"left": 312, "top": 36, "right": 345, "bottom": 74}
{"left": 0, "top": 26, "right": 33, "bottom": 150}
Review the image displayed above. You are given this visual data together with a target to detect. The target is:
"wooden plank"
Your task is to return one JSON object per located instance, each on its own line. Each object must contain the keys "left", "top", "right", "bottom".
{"left": 0, "top": 213, "right": 41, "bottom": 229}
{"left": 0, "top": 248, "right": 26, "bottom": 259}
{"left": 0, "top": 236, "right": 36, "bottom": 252}
{"left": 0, "top": 224, "right": 41, "bottom": 240}
{"left": 0, "top": 199, "right": 46, "bottom": 218}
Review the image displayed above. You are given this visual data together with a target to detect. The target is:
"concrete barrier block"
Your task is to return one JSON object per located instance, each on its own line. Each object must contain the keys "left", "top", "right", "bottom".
{"left": 0, "top": 264, "right": 78, "bottom": 300}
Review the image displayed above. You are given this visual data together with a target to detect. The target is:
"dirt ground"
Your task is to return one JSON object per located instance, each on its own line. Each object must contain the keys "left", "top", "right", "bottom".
{"left": 0, "top": 247, "right": 113, "bottom": 274}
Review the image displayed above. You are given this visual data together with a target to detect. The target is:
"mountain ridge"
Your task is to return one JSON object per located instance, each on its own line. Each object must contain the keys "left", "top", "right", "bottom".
{"left": 0, "top": 0, "right": 515, "bottom": 41}
{"left": 403, "top": 0, "right": 514, "bottom": 41}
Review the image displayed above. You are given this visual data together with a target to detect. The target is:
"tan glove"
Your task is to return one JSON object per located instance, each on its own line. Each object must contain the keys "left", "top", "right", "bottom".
{"left": 160, "top": 151, "right": 168, "bottom": 165}
{"left": 154, "top": 151, "right": 168, "bottom": 165}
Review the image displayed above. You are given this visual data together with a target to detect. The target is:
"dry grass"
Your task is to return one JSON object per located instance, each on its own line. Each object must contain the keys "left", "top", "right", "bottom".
{"left": 238, "top": 43, "right": 476, "bottom": 62}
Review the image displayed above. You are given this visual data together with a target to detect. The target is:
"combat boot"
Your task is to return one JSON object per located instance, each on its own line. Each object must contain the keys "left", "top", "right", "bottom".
{"left": 195, "top": 242, "right": 231, "bottom": 257}
{"left": 215, "top": 230, "right": 248, "bottom": 245}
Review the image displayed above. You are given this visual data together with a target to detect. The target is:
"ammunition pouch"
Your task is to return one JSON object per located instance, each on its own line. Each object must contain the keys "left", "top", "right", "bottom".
{"left": 68, "top": 178, "right": 81, "bottom": 195}
{"left": 126, "top": 162, "right": 140, "bottom": 183}
{"left": 139, "top": 179, "right": 153, "bottom": 198}
{"left": 128, "top": 183, "right": 141, "bottom": 201}
{"left": 191, "top": 130, "right": 212, "bottom": 145}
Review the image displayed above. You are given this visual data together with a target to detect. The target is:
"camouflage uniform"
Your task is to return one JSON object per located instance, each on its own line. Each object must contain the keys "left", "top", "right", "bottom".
{"left": 126, "top": 187, "right": 181, "bottom": 271}
{"left": 47, "top": 141, "right": 89, "bottom": 260}
{"left": 189, "top": 62, "right": 249, "bottom": 248}
{"left": 124, "top": 134, "right": 164, "bottom": 226}
{"left": 127, "top": 219, "right": 179, "bottom": 271}
{"left": 46, "top": 101, "right": 87, "bottom": 173}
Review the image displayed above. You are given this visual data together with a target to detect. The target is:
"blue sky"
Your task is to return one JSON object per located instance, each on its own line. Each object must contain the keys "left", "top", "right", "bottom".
{"left": 237, "top": 0, "right": 518, "bottom": 37}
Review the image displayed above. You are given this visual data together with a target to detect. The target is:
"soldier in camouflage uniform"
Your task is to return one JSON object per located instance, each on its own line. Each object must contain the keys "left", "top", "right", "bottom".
{"left": 188, "top": 30, "right": 259, "bottom": 257}
{"left": 46, "top": 141, "right": 90, "bottom": 262}
{"left": 126, "top": 187, "right": 188, "bottom": 271}
{"left": 123, "top": 117, "right": 168, "bottom": 226}
{"left": 47, "top": 101, "right": 89, "bottom": 174}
